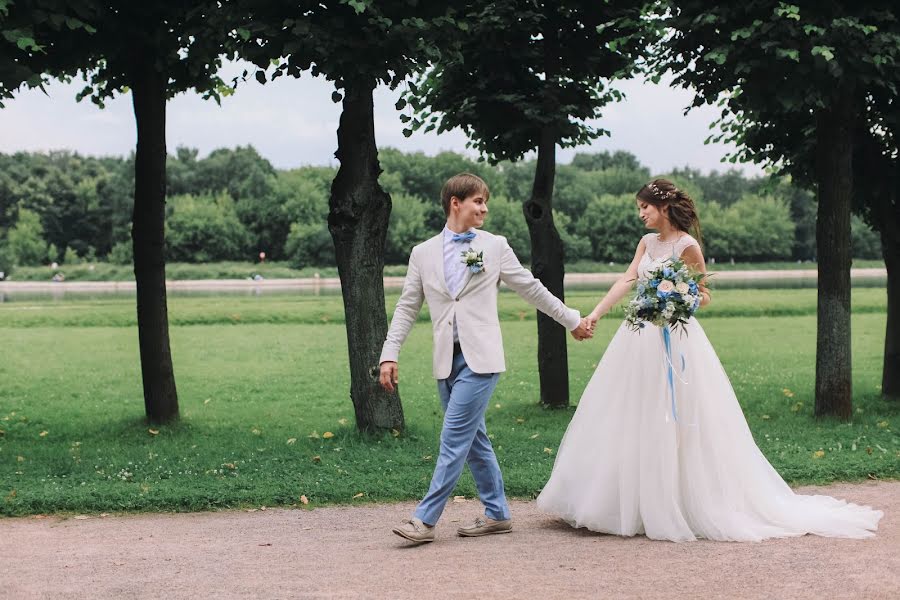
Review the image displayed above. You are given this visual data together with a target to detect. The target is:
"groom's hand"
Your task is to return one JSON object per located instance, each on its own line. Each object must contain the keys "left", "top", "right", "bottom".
{"left": 379, "top": 361, "right": 399, "bottom": 392}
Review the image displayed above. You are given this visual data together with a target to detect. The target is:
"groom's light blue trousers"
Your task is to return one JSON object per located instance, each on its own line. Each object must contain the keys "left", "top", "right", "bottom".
{"left": 414, "top": 350, "right": 510, "bottom": 526}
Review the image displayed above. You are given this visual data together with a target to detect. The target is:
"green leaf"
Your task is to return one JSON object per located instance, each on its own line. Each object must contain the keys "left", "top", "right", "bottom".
{"left": 346, "top": 0, "right": 367, "bottom": 15}
{"left": 776, "top": 48, "right": 800, "bottom": 62}
{"left": 331, "top": 91, "right": 343, "bottom": 103}
{"left": 394, "top": 98, "right": 406, "bottom": 111}
{"left": 811, "top": 45, "right": 835, "bottom": 61}
{"left": 402, "top": 128, "right": 413, "bottom": 138}
{"left": 16, "top": 37, "right": 38, "bottom": 51}
{"left": 703, "top": 49, "right": 728, "bottom": 65}
{"left": 255, "top": 71, "right": 267, "bottom": 85}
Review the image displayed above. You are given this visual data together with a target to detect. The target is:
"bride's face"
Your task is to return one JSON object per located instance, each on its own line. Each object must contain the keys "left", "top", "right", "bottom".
{"left": 637, "top": 199, "right": 667, "bottom": 230}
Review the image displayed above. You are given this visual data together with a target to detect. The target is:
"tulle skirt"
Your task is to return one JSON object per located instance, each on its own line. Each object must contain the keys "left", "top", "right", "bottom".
{"left": 536, "top": 319, "right": 883, "bottom": 542}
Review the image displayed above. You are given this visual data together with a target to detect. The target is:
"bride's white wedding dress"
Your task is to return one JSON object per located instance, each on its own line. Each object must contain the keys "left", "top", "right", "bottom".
{"left": 536, "top": 234, "right": 883, "bottom": 542}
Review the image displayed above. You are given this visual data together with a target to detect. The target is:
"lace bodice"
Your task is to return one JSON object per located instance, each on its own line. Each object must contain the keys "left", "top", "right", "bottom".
{"left": 638, "top": 233, "right": 700, "bottom": 280}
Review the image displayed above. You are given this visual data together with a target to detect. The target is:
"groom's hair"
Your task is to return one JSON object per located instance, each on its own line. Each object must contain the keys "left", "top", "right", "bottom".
{"left": 441, "top": 173, "right": 490, "bottom": 215}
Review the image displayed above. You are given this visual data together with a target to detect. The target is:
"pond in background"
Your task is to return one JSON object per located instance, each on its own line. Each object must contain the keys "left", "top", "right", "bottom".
{"left": 0, "top": 274, "right": 887, "bottom": 304}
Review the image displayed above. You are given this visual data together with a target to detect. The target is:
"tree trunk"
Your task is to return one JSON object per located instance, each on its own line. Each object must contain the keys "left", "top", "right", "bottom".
{"left": 813, "top": 91, "right": 854, "bottom": 420}
{"left": 524, "top": 15, "right": 569, "bottom": 409}
{"left": 524, "top": 126, "right": 569, "bottom": 408}
{"left": 329, "top": 80, "right": 405, "bottom": 433}
{"left": 131, "top": 61, "right": 179, "bottom": 423}
{"left": 880, "top": 200, "right": 900, "bottom": 398}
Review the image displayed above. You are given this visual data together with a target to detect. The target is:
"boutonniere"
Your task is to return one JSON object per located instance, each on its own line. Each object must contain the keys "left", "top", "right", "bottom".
{"left": 461, "top": 248, "right": 485, "bottom": 274}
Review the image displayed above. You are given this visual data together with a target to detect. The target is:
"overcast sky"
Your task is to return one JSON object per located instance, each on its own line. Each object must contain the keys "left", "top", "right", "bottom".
{"left": 0, "top": 60, "right": 761, "bottom": 176}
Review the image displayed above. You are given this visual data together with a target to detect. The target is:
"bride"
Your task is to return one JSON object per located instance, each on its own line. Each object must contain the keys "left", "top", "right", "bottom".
{"left": 536, "top": 178, "right": 883, "bottom": 542}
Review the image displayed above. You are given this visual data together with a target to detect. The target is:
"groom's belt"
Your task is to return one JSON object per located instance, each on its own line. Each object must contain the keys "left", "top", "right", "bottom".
{"left": 453, "top": 342, "right": 463, "bottom": 356}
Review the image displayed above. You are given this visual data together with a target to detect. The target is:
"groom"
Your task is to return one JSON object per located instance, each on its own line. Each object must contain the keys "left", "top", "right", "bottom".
{"left": 379, "top": 172, "right": 593, "bottom": 544}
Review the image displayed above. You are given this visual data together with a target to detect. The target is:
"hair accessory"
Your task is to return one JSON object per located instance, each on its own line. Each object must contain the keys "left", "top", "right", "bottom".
{"left": 649, "top": 183, "right": 675, "bottom": 200}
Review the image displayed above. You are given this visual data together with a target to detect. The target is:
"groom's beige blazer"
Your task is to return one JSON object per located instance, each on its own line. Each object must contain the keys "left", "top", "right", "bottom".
{"left": 379, "top": 229, "right": 581, "bottom": 379}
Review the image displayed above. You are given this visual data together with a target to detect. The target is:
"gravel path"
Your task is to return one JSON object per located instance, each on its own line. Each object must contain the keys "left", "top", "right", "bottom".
{"left": 2, "top": 481, "right": 897, "bottom": 599}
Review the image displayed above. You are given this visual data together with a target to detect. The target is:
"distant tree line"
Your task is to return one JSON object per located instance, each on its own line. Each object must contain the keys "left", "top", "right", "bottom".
{"left": 0, "top": 146, "right": 881, "bottom": 275}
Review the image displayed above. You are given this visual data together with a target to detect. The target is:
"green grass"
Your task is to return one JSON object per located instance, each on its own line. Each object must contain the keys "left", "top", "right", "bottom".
{"left": 0, "top": 294, "right": 896, "bottom": 516}
{"left": 6, "top": 258, "right": 887, "bottom": 281}
{"left": 0, "top": 287, "right": 888, "bottom": 328}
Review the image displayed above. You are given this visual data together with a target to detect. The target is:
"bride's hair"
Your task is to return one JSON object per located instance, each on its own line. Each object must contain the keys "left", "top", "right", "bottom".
{"left": 636, "top": 178, "right": 703, "bottom": 247}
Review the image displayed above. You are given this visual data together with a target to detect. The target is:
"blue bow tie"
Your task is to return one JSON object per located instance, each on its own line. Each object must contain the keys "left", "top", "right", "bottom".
{"left": 451, "top": 231, "right": 476, "bottom": 243}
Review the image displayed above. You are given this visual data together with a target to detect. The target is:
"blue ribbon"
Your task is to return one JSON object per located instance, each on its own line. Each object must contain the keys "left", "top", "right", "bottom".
{"left": 662, "top": 326, "right": 678, "bottom": 422}
{"left": 451, "top": 231, "right": 476, "bottom": 243}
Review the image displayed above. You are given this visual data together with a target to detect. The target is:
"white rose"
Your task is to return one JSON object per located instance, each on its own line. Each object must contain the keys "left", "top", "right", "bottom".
{"left": 675, "top": 281, "right": 689, "bottom": 294}
{"left": 658, "top": 280, "right": 675, "bottom": 293}
{"left": 683, "top": 294, "right": 695, "bottom": 306}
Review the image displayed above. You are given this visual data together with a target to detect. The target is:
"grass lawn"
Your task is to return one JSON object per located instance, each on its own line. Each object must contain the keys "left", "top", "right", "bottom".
{"left": 0, "top": 294, "right": 896, "bottom": 516}
{"left": 0, "top": 287, "right": 888, "bottom": 328}
{"left": 6, "top": 257, "right": 886, "bottom": 281}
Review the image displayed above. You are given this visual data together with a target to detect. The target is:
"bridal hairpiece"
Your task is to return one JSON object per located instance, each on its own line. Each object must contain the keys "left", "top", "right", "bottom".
{"left": 649, "top": 183, "right": 675, "bottom": 200}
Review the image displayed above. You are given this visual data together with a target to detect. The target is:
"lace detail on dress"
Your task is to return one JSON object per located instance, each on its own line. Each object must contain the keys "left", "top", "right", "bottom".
{"left": 639, "top": 233, "right": 700, "bottom": 280}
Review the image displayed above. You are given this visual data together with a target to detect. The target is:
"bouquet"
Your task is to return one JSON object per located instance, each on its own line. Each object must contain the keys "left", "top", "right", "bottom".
{"left": 624, "top": 257, "right": 704, "bottom": 333}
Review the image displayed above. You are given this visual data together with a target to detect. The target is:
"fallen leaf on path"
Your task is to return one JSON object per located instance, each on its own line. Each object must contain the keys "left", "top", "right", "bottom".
{"left": 529, "top": 434, "right": 539, "bottom": 439}
{"left": 452, "top": 496, "right": 466, "bottom": 503}
{"left": 73, "top": 515, "right": 89, "bottom": 520}
{"left": 544, "top": 447, "right": 554, "bottom": 455}
{"left": 148, "top": 429, "right": 159, "bottom": 436}
{"left": 299, "top": 495, "right": 309, "bottom": 505}
{"left": 353, "top": 493, "right": 364, "bottom": 499}
{"left": 258, "top": 543, "right": 272, "bottom": 547}
{"left": 323, "top": 432, "right": 334, "bottom": 439}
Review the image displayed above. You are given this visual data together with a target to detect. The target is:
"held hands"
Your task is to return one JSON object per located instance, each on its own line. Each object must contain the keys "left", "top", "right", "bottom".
{"left": 570, "top": 314, "right": 600, "bottom": 341}
{"left": 570, "top": 316, "right": 596, "bottom": 341}
{"left": 379, "top": 361, "right": 399, "bottom": 392}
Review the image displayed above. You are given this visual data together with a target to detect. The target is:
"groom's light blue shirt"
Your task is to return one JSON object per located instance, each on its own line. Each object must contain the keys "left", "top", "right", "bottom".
{"left": 443, "top": 226, "right": 474, "bottom": 343}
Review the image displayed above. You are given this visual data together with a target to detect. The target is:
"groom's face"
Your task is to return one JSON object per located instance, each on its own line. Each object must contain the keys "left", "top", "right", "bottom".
{"left": 452, "top": 192, "right": 489, "bottom": 229}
